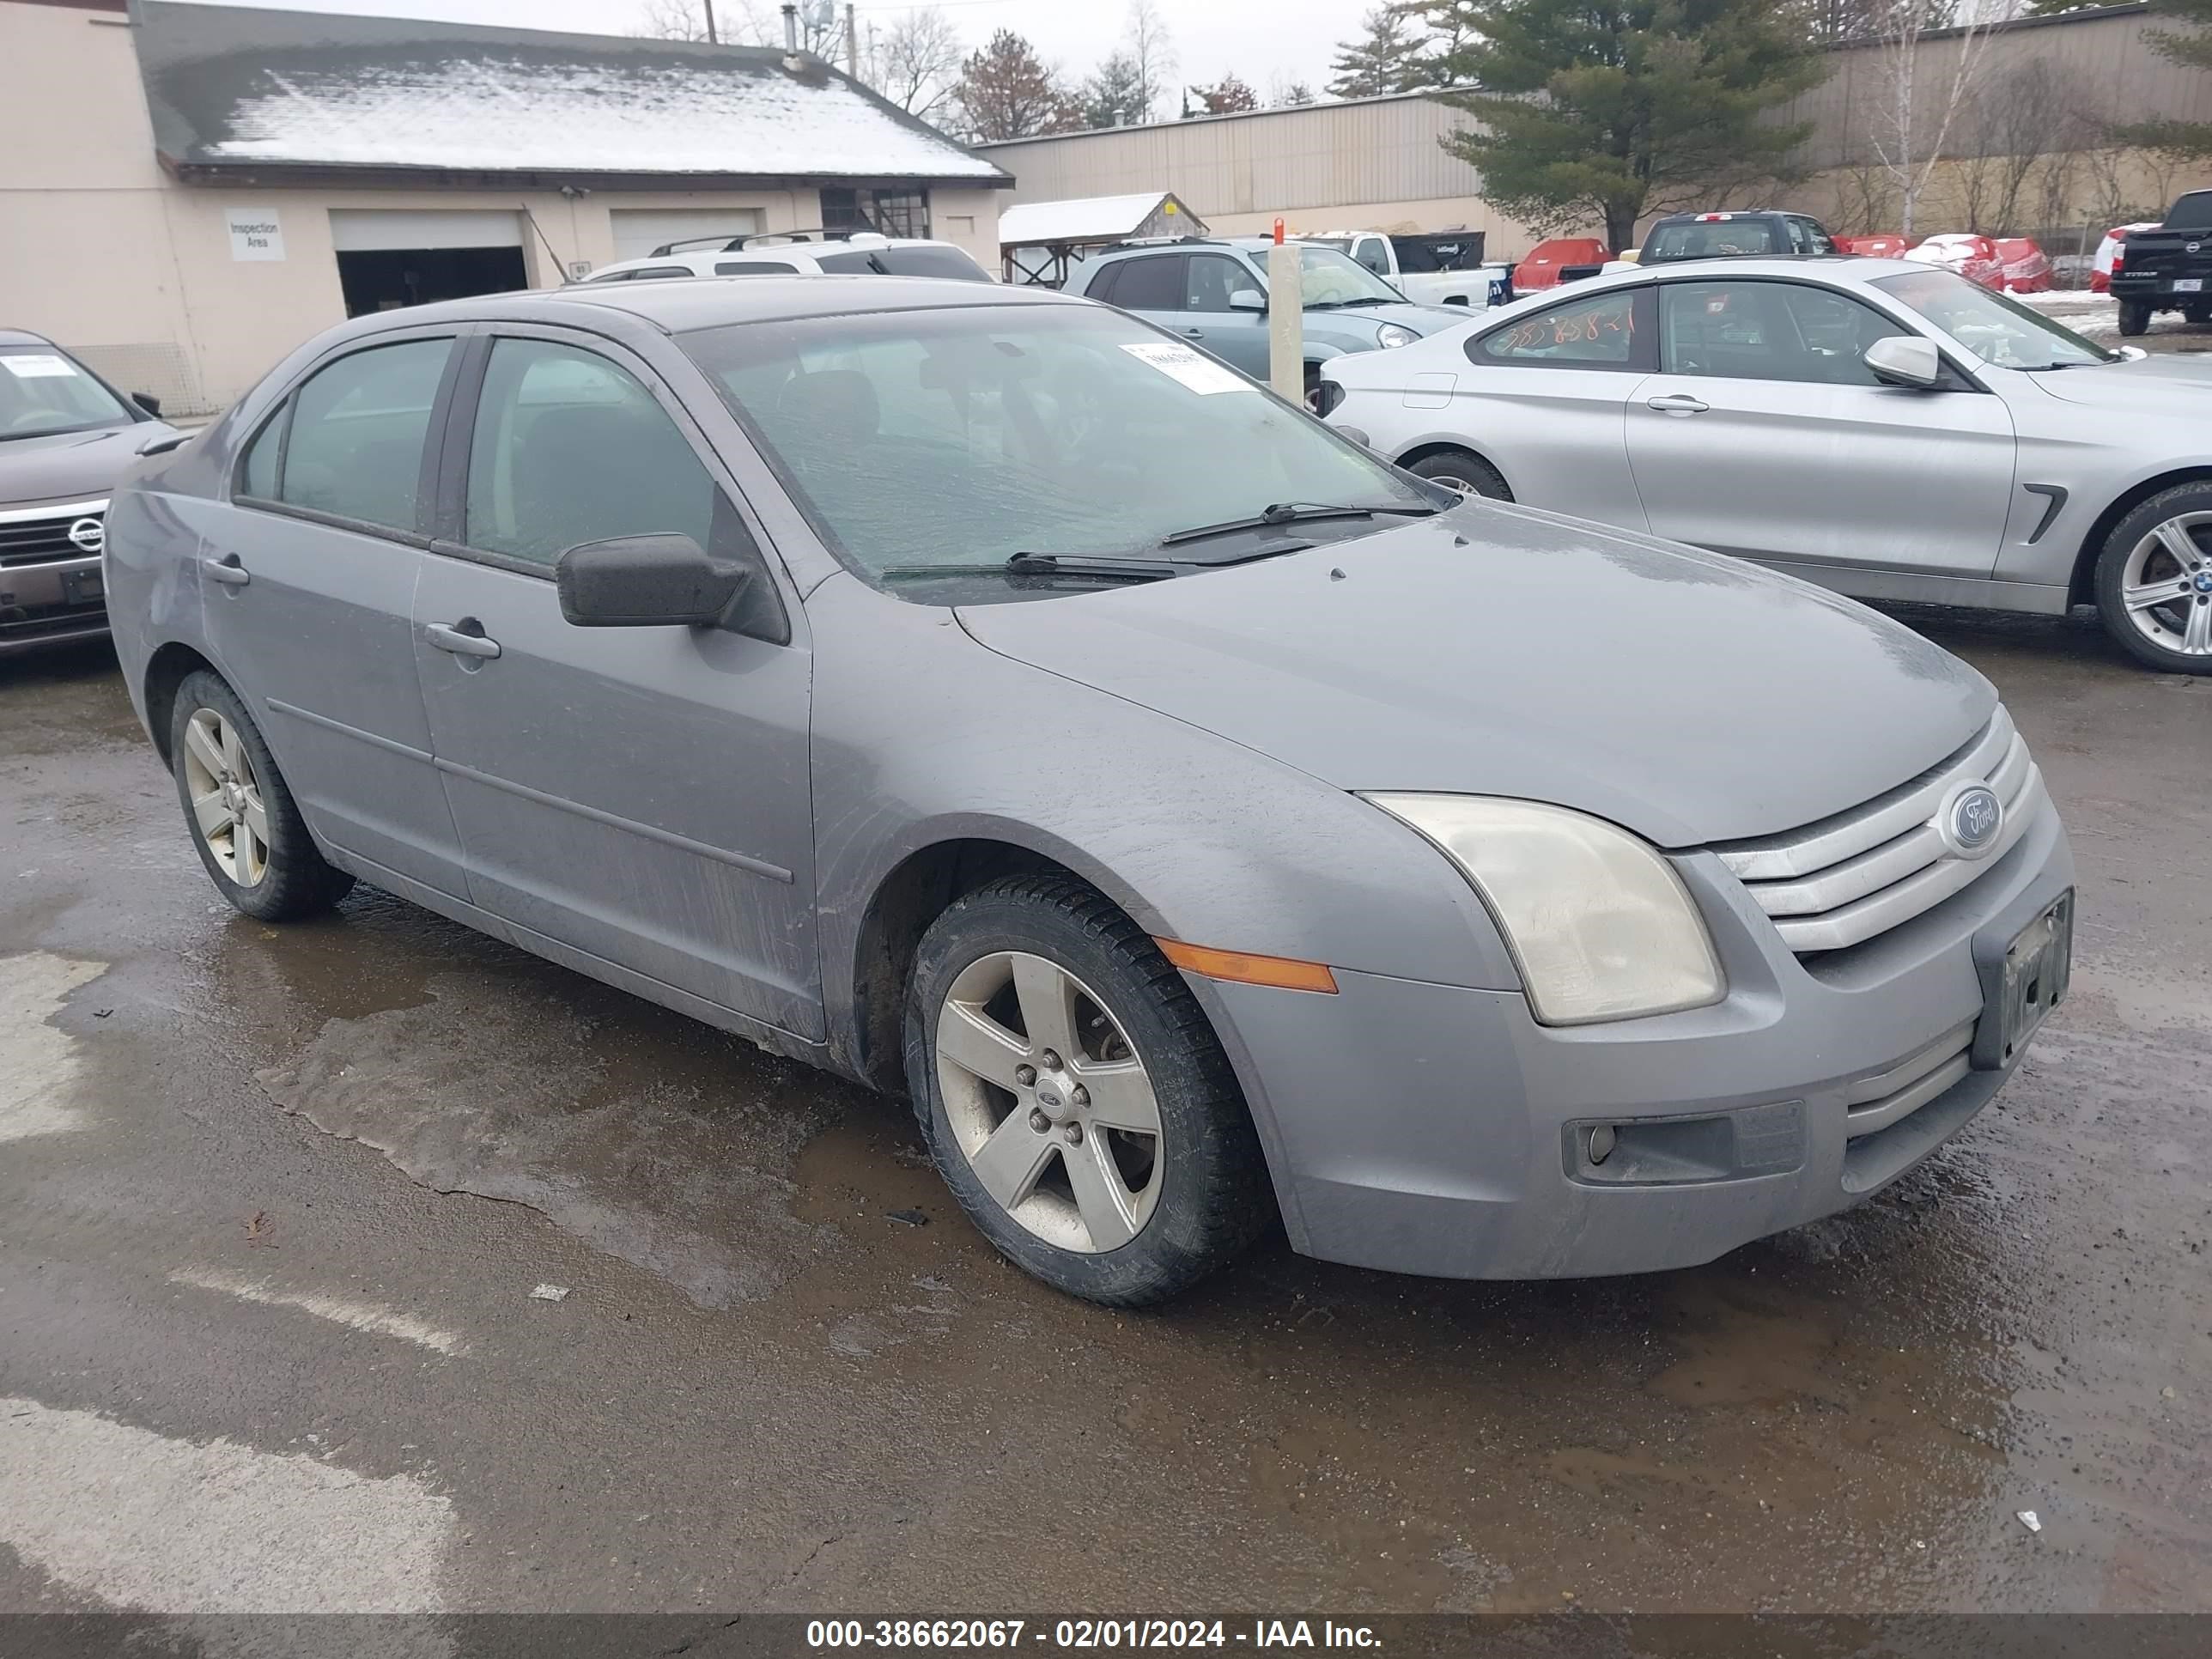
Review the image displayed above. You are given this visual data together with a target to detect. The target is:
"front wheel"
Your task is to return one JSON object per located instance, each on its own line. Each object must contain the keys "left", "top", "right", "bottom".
{"left": 170, "top": 670, "right": 355, "bottom": 920}
{"left": 1406, "top": 448, "right": 1511, "bottom": 501}
{"left": 2094, "top": 483, "right": 2212, "bottom": 673}
{"left": 2118, "top": 300, "right": 2152, "bottom": 337}
{"left": 903, "top": 876, "right": 1272, "bottom": 1306}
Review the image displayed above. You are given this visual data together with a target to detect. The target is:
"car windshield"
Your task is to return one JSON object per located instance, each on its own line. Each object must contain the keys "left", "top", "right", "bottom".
{"left": 1647, "top": 220, "right": 1783, "bottom": 259}
{"left": 1249, "top": 245, "right": 1406, "bottom": 306}
{"left": 681, "top": 303, "right": 1429, "bottom": 595}
{"left": 1872, "top": 270, "right": 2118, "bottom": 369}
{"left": 0, "top": 347, "right": 134, "bottom": 441}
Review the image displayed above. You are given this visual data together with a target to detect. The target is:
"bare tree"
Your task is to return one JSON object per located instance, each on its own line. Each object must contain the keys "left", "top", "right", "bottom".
{"left": 635, "top": 0, "right": 719, "bottom": 43}
{"left": 1867, "top": 2, "right": 2020, "bottom": 237}
{"left": 1124, "top": 0, "right": 1177, "bottom": 124}
{"left": 865, "top": 8, "right": 963, "bottom": 119}
{"left": 637, "top": 1, "right": 840, "bottom": 54}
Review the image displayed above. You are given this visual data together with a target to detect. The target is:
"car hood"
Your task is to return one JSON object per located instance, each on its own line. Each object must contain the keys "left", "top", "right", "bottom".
{"left": 0, "top": 422, "right": 166, "bottom": 505}
{"left": 2023, "top": 353, "right": 2212, "bottom": 411}
{"left": 1316, "top": 301, "right": 1468, "bottom": 337}
{"left": 956, "top": 507, "right": 1994, "bottom": 848}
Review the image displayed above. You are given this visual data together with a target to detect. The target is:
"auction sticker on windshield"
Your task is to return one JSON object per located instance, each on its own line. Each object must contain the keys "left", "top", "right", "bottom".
{"left": 2, "top": 355, "right": 77, "bottom": 379}
{"left": 1120, "top": 343, "right": 1254, "bottom": 395}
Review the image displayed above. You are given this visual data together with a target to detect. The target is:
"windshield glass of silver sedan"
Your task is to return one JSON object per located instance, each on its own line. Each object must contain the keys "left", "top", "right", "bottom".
{"left": 1, "top": 346, "right": 135, "bottom": 441}
{"left": 1872, "top": 270, "right": 2118, "bottom": 369}
{"left": 681, "top": 304, "right": 1428, "bottom": 586}
{"left": 1249, "top": 244, "right": 1407, "bottom": 306}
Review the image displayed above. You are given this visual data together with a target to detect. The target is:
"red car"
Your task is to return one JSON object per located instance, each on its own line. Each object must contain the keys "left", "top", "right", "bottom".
{"left": 1905, "top": 234, "right": 2005, "bottom": 290}
{"left": 1993, "top": 237, "right": 2053, "bottom": 293}
{"left": 1836, "top": 233, "right": 1911, "bottom": 258}
{"left": 1512, "top": 237, "right": 1610, "bottom": 291}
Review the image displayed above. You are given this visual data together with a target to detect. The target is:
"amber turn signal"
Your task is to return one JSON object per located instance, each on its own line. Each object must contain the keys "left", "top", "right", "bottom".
{"left": 1153, "top": 939, "right": 1339, "bottom": 994}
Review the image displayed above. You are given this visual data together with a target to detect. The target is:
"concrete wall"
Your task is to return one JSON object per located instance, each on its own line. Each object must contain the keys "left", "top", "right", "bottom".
{"left": 0, "top": 2, "right": 1003, "bottom": 413}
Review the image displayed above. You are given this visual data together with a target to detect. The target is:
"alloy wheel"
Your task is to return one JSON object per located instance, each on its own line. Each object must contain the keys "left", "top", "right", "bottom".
{"left": 934, "top": 951, "right": 1164, "bottom": 1253}
{"left": 2119, "top": 511, "right": 2212, "bottom": 659}
{"left": 180, "top": 707, "right": 270, "bottom": 887}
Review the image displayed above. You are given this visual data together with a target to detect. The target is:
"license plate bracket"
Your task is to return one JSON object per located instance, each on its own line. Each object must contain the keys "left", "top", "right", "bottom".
{"left": 1972, "top": 891, "right": 2072, "bottom": 1070}
{"left": 61, "top": 568, "right": 104, "bottom": 605}
{"left": 2176, "top": 278, "right": 2204, "bottom": 294}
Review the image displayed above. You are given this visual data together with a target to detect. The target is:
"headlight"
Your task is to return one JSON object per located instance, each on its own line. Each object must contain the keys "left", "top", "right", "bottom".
{"left": 1374, "top": 323, "right": 1418, "bottom": 349}
{"left": 1366, "top": 795, "right": 1724, "bottom": 1025}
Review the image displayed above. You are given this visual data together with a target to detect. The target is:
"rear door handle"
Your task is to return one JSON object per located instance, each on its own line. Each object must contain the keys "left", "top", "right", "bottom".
{"left": 425, "top": 619, "right": 501, "bottom": 659}
{"left": 1647, "top": 393, "right": 1710, "bottom": 416}
{"left": 201, "top": 554, "right": 250, "bottom": 586}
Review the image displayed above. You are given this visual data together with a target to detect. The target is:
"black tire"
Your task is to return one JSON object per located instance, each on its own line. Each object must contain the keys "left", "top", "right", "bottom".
{"left": 1407, "top": 448, "right": 1511, "bottom": 501}
{"left": 902, "top": 875, "right": 1272, "bottom": 1306}
{"left": 2093, "top": 482, "right": 2212, "bottom": 675}
{"left": 2185, "top": 304, "right": 2211, "bottom": 328}
{"left": 2118, "top": 300, "right": 2151, "bottom": 337}
{"left": 169, "top": 669, "right": 355, "bottom": 920}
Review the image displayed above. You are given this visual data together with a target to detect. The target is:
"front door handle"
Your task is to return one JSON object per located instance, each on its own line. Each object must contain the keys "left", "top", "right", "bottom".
{"left": 1646, "top": 392, "right": 1711, "bottom": 416}
{"left": 1182, "top": 327, "right": 1206, "bottom": 338}
{"left": 425, "top": 619, "right": 501, "bottom": 659}
{"left": 201, "top": 554, "right": 250, "bottom": 586}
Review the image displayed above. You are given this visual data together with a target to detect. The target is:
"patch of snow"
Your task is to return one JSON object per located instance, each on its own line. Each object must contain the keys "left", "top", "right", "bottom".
{"left": 201, "top": 58, "right": 1003, "bottom": 179}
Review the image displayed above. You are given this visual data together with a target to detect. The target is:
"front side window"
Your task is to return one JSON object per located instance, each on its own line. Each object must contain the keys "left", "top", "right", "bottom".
{"left": 681, "top": 304, "right": 1427, "bottom": 594}
{"left": 1475, "top": 288, "right": 1646, "bottom": 368}
{"left": 0, "top": 347, "right": 135, "bottom": 441}
{"left": 273, "top": 338, "right": 451, "bottom": 532}
{"left": 1184, "top": 254, "right": 1255, "bottom": 313}
{"left": 1659, "top": 281, "right": 1909, "bottom": 385}
{"left": 1250, "top": 244, "right": 1405, "bottom": 306}
{"left": 1873, "top": 270, "right": 2117, "bottom": 369}
{"left": 1104, "top": 256, "right": 1185, "bottom": 311}
{"left": 464, "top": 338, "right": 723, "bottom": 565}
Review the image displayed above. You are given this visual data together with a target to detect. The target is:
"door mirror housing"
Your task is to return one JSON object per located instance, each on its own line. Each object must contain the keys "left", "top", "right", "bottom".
{"left": 1228, "top": 289, "right": 1267, "bottom": 313}
{"left": 556, "top": 534, "right": 750, "bottom": 629}
{"left": 1864, "top": 336, "right": 1942, "bottom": 390}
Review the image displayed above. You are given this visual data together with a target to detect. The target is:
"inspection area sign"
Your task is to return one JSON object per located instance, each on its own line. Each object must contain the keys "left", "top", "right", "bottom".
{"left": 225, "top": 207, "right": 284, "bottom": 261}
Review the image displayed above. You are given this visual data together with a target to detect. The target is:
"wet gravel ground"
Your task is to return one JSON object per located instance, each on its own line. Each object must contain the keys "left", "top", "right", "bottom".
{"left": 0, "top": 607, "right": 2207, "bottom": 1622}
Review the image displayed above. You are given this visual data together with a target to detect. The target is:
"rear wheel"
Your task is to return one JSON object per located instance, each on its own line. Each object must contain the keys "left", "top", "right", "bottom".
{"left": 1406, "top": 448, "right": 1511, "bottom": 501}
{"left": 2094, "top": 483, "right": 2212, "bottom": 674}
{"left": 169, "top": 671, "right": 354, "bottom": 920}
{"left": 2118, "top": 300, "right": 2152, "bottom": 337}
{"left": 903, "top": 876, "right": 1272, "bottom": 1306}
{"left": 2185, "top": 303, "right": 2211, "bottom": 327}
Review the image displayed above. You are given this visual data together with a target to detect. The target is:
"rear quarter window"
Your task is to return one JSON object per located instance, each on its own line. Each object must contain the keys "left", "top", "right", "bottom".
{"left": 872, "top": 246, "right": 991, "bottom": 282}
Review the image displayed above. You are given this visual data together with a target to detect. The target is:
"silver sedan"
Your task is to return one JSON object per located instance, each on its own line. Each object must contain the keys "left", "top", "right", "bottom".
{"left": 1320, "top": 256, "right": 2212, "bottom": 675}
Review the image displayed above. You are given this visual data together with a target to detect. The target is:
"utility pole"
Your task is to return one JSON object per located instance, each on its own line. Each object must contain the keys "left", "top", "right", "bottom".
{"left": 845, "top": 3, "right": 858, "bottom": 77}
{"left": 1267, "top": 216, "right": 1304, "bottom": 403}
{"left": 702, "top": 0, "right": 717, "bottom": 45}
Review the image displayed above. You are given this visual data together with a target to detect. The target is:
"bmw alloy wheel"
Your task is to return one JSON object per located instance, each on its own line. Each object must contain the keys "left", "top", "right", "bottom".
{"left": 2119, "top": 510, "right": 2212, "bottom": 659}
{"left": 933, "top": 951, "right": 1163, "bottom": 1252}
{"left": 180, "top": 707, "right": 270, "bottom": 887}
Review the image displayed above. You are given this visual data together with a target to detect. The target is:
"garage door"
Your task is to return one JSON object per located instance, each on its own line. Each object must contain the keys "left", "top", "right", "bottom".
{"left": 329, "top": 210, "right": 524, "bottom": 251}
{"left": 609, "top": 208, "right": 764, "bottom": 261}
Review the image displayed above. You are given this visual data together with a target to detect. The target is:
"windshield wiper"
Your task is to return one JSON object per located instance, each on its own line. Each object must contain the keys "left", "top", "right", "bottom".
{"left": 1161, "top": 501, "right": 1437, "bottom": 547}
{"left": 879, "top": 552, "right": 1182, "bottom": 585}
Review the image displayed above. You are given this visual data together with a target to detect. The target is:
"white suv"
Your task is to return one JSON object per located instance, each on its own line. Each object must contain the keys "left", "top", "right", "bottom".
{"left": 575, "top": 230, "right": 991, "bottom": 286}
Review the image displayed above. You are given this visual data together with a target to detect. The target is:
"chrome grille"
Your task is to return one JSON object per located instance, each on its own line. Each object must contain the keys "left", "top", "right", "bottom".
{"left": 1713, "top": 708, "right": 2044, "bottom": 954}
{"left": 0, "top": 499, "right": 105, "bottom": 568}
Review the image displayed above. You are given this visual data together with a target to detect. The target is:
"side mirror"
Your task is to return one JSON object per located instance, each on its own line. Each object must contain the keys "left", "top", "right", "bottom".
{"left": 1865, "top": 336, "right": 1942, "bottom": 390}
{"left": 132, "top": 392, "right": 162, "bottom": 417}
{"left": 556, "top": 534, "right": 750, "bottom": 628}
{"left": 1228, "top": 289, "right": 1267, "bottom": 313}
{"left": 1335, "top": 426, "right": 1372, "bottom": 448}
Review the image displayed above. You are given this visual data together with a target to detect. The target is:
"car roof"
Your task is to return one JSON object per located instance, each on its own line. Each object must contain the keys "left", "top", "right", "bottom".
{"left": 319, "top": 275, "right": 1085, "bottom": 341}
{"left": 594, "top": 236, "right": 964, "bottom": 273}
{"left": 0, "top": 329, "right": 58, "bottom": 349}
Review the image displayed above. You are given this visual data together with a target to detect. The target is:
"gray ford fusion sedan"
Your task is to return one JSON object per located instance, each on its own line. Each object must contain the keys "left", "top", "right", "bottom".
{"left": 104, "top": 276, "right": 2074, "bottom": 1306}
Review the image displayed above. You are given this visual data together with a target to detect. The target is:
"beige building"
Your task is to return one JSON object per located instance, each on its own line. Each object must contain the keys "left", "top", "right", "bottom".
{"left": 978, "top": 3, "right": 2212, "bottom": 262}
{"left": 0, "top": 0, "right": 1009, "bottom": 414}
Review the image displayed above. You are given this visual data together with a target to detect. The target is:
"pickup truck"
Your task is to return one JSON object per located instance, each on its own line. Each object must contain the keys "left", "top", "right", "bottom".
{"left": 2107, "top": 189, "right": 2212, "bottom": 336}
{"left": 1300, "top": 230, "right": 1511, "bottom": 308}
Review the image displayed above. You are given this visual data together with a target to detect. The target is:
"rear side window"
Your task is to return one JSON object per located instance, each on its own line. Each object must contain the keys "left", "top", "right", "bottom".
{"left": 464, "top": 337, "right": 725, "bottom": 566}
{"left": 814, "top": 250, "right": 879, "bottom": 275}
{"left": 872, "top": 246, "right": 990, "bottom": 282}
{"left": 1474, "top": 289, "right": 1648, "bottom": 368}
{"left": 714, "top": 259, "right": 800, "bottom": 275}
{"left": 271, "top": 338, "right": 451, "bottom": 532}
{"left": 1104, "top": 255, "right": 1184, "bottom": 310}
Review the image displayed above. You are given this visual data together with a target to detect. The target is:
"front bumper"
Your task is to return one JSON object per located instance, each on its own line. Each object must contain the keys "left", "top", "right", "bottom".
{"left": 1196, "top": 800, "right": 2073, "bottom": 1280}
{"left": 0, "top": 550, "right": 109, "bottom": 654}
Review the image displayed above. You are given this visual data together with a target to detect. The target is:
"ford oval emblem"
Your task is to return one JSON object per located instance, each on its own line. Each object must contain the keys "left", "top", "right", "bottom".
{"left": 1941, "top": 783, "right": 2003, "bottom": 860}
{"left": 67, "top": 517, "right": 105, "bottom": 555}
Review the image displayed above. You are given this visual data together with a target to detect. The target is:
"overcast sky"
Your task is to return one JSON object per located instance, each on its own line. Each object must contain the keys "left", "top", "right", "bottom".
{"left": 181, "top": 0, "right": 1369, "bottom": 108}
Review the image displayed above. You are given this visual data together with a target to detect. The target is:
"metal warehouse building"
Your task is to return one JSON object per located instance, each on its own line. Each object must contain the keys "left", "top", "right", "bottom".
{"left": 0, "top": 0, "right": 1010, "bottom": 414}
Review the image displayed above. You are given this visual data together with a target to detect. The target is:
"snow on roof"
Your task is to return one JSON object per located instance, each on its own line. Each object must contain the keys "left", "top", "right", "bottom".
{"left": 998, "top": 193, "right": 1196, "bottom": 246}
{"left": 135, "top": 3, "right": 1008, "bottom": 183}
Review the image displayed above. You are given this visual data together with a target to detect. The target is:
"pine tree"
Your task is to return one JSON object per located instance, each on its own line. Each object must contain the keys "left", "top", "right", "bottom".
{"left": 1194, "top": 76, "right": 1259, "bottom": 114}
{"left": 951, "top": 30, "right": 1079, "bottom": 143}
{"left": 1433, "top": 1, "right": 1829, "bottom": 252}
{"left": 2114, "top": 0, "right": 2212, "bottom": 156}
{"left": 1079, "top": 52, "right": 1150, "bottom": 129}
{"left": 1328, "top": 4, "right": 1438, "bottom": 99}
